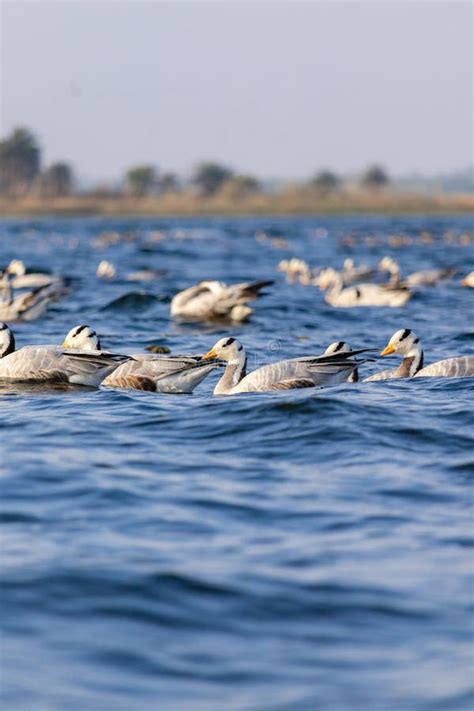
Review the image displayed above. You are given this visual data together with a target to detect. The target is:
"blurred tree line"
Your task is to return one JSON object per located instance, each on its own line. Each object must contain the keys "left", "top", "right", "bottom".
{"left": 0, "top": 126, "right": 391, "bottom": 199}
{"left": 0, "top": 127, "right": 73, "bottom": 197}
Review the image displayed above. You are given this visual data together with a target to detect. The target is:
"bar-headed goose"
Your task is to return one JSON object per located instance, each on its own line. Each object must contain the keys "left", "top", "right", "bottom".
{"left": 319, "top": 268, "right": 411, "bottom": 307}
{"left": 379, "top": 256, "right": 456, "bottom": 288}
{"left": 364, "top": 328, "right": 474, "bottom": 381}
{"left": 170, "top": 279, "right": 274, "bottom": 322}
{"left": 0, "top": 323, "right": 130, "bottom": 387}
{"left": 0, "top": 275, "right": 59, "bottom": 322}
{"left": 4, "top": 259, "right": 63, "bottom": 289}
{"left": 201, "top": 337, "right": 369, "bottom": 395}
{"left": 63, "top": 324, "right": 223, "bottom": 393}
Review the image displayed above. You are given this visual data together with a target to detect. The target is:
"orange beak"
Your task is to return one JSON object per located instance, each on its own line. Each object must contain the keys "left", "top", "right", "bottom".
{"left": 202, "top": 348, "right": 218, "bottom": 360}
{"left": 380, "top": 343, "right": 395, "bottom": 357}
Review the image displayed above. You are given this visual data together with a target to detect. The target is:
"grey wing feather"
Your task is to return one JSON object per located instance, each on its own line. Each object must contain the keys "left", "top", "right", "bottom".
{"left": 267, "top": 378, "right": 316, "bottom": 390}
{"left": 416, "top": 356, "right": 474, "bottom": 378}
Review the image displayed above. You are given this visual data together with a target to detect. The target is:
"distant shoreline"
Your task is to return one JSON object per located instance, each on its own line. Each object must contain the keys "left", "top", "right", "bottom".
{"left": 0, "top": 191, "right": 472, "bottom": 218}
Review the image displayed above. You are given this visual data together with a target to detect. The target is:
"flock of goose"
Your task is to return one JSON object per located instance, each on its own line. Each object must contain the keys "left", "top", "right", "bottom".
{"left": 279, "top": 256, "right": 472, "bottom": 308}
{"left": 0, "top": 255, "right": 473, "bottom": 395}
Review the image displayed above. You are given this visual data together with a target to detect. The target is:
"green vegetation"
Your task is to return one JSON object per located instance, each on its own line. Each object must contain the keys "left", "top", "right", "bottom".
{"left": 125, "top": 165, "right": 157, "bottom": 197}
{"left": 361, "top": 164, "right": 390, "bottom": 191}
{"left": 192, "top": 162, "right": 234, "bottom": 196}
{"left": 311, "top": 170, "right": 341, "bottom": 195}
{"left": 38, "top": 162, "right": 73, "bottom": 198}
{"left": 0, "top": 127, "right": 41, "bottom": 195}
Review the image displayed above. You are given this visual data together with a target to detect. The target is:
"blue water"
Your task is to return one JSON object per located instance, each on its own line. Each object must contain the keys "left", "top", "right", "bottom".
{"left": 1, "top": 215, "right": 473, "bottom": 710}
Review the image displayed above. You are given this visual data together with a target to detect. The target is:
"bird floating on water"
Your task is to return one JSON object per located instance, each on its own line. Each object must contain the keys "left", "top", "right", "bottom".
{"left": 63, "top": 324, "right": 224, "bottom": 393}
{"left": 0, "top": 274, "right": 64, "bottom": 322}
{"left": 4, "top": 259, "right": 64, "bottom": 289}
{"left": 319, "top": 268, "right": 411, "bottom": 307}
{"left": 364, "top": 328, "right": 474, "bottom": 381}
{"left": 0, "top": 323, "right": 130, "bottom": 386}
{"left": 201, "top": 337, "right": 369, "bottom": 395}
{"left": 378, "top": 256, "right": 456, "bottom": 288}
{"left": 170, "top": 279, "right": 274, "bottom": 322}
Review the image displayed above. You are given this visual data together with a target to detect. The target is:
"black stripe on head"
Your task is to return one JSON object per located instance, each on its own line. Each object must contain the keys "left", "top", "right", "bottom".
{"left": 399, "top": 329, "right": 411, "bottom": 342}
{"left": 336, "top": 341, "right": 344, "bottom": 352}
{"left": 0, "top": 322, "right": 8, "bottom": 331}
{"left": 73, "top": 324, "right": 88, "bottom": 336}
{"left": 413, "top": 337, "right": 419, "bottom": 344}
{"left": 224, "top": 337, "right": 235, "bottom": 347}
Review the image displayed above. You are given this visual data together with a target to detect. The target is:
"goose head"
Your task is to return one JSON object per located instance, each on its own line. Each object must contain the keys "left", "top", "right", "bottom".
{"left": 7, "top": 259, "right": 26, "bottom": 276}
{"left": 324, "top": 341, "right": 351, "bottom": 355}
{"left": 378, "top": 256, "right": 399, "bottom": 274}
{"left": 0, "top": 322, "right": 15, "bottom": 357}
{"left": 318, "top": 267, "right": 339, "bottom": 291}
{"left": 380, "top": 328, "right": 421, "bottom": 358}
{"left": 202, "top": 336, "right": 246, "bottom": 365}
{"left": 63, "top": 324, "right": 101, "bottom": 350}
{"left": 96, "top": 260, "right": 116, "bottom": 279}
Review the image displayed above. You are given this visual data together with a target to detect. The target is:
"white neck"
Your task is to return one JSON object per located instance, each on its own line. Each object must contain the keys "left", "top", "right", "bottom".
{"left": 214, "top": 351, "right": 247, "bottom": 394}
{"left": 398, "top": 346, "right": 424, "bottom": 377}
{"left": 328, "top": 272, "right": 343, "bottom": 295}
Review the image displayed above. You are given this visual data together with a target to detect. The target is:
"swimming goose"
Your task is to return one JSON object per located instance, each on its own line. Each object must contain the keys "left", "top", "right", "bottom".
{"left": 4, "top": 260, "right": 63, "bottom": 289}
{"left": 379, "top": 256, "right": 456, "bottom": 288}
{"left": 0, "top": 323, "right": 130, "bottom": 386}
{"left": 319, "top": 268, "right": 411, "bottom": 307}
{"left": 170, "top": 279, "right": 274, "bottom": 322}
{"left": 0, "top": 276, "right": 58, "bottom": 322}
{"left": 364, "top": 328, "right": 474, "bottom": 381}
{"left": 201, "top": 337, "right": 369, "bottom": 395}
{"left": 63, "top": 324, "right": 224, "bottom": 393}
{"left": 96, "top": 260, "right": 117, "bottom": 279}
{"left": 324, "top": 341, "right": 358, "bottom": 382}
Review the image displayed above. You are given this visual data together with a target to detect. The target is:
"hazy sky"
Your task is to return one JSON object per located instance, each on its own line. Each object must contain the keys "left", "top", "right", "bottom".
{"left": 1, "top": 0, "right": 472, "bottom": 181}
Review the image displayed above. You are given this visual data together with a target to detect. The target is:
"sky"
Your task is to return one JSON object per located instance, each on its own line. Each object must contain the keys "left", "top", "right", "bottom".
{"left": 0, "top": 0, "right": 472, "bottom": 182}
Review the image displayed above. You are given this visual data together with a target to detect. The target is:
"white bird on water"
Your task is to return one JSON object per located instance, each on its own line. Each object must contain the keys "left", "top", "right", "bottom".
{"left": 378, "top": 256, "right": 456, "bottom": 288}
{"left": 62, "top": 324, "right": 224, "bottom": 393}
{"left": 319, "top": 268, "right": 411, "bottom": 308}
{"left": 3, "top": 259, "right": 64, "bottom": 289}
{"left": 0, "top": 323, "right": 130, "bottom": 387}
{"left": 0, "top": 274, "right": 61, "bottom": 322}
{"left": 364, "top": 328, "right": 474, "bottom": 381}
{"left": 170, "top": 279, "right": 274, "bottom": 322}
{"left": 201, "top": 337, "right": 369, "bottom": 395}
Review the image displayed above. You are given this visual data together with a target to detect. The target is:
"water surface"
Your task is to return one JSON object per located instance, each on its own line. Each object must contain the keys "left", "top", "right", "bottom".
{"left": 1, "top": 215, "right": 473, "bottom": 710}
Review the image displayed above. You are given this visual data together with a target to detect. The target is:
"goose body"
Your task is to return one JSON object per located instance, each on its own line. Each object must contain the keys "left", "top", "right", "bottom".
{"left": 202, "top": 337, "right": 369, "bottom": 395}
{"left": 170, "top": 279, "right": 273, "bottom": 322}
{"left": 63, "top": 324, "right": 223, "bottom": 392}
{"left": 102, "top": 355, "right": 221, "bottom": 393}
{"left": 4, "top": 260, "right": 63, "bottom": 289}
{"left": 379, "top": 256, "right": 456, "bottom": 288}
{"left": 320, "top": 268, "right": 410, "bottom": 308}
{"left": 364, "top": 328, "right": 474, "bottom": 381}
{"left": 0, "top": 279, "right": 59, "bottom": 322}
{"left": 0, "top": 323, "right": 130, "bottom": 387}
